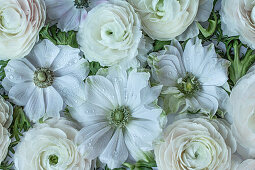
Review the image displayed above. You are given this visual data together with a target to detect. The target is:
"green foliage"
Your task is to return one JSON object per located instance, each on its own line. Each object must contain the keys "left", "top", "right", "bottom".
{"left": 153, "top": 40, "right": 171, "bottom": 52}
{"left": 89, "top": 61, "right": 104, "bottom": 75}
{"left": 197, "top": 12, "right": 217, "bottom": 38}
{"left": 40, "top": 24, "right": 79, "bottom": 48}
{"left": 11, "top": 107, "right": 31, "bottom": 141}
{"left": 0, "top": 161, "right": 14, "bottom": 170}
{"left": 226, "top": 40, "right": 255, "bottom": 86}
{"left": 104, "top": 159, "right": 156, "bottom": 170}
{"left": 0, "top": 107, "right": 31, "bottom": 170}
{"left": 123, "top": 159, "right": 157, "bottom": 170}
{"left": 0, "top": 60, "right": 9, "bottom": 88}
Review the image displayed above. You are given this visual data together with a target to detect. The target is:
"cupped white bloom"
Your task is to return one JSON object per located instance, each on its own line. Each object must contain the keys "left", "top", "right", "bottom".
{"left": 231, "top": 155, "right": 242, "bottom": 170}
{"left": 0, "top": 124, "right": 11, "bottom": 164}
{"left": 77, "top": 0, "right": 142, "bottom": 66}
{"left": 221, "top": 0, "right": 255, "bottom": 49}
{"left": 128, "top": 0, "right": 213, "bottom": 41}
{"left": 155, "top": 117, "right": 236, "bottom": 170}
{"left": 69, "top": 66, "right": 164, "bottom": 169}
{"left": 236, "top": 159, "right": 255, "bottom": 170}
{"left": 148, "top": 38, "right": 230, "bottom": 115}
{"left": 229, "top": 65, "right": 255, "bottom": 158}
{"left": 0, "top": 96, "right": 13, "bottom": 128}
{"left": 2, "top": 39, "right": 89, "bottom": 122}
{"left": 0, "top": 0, "right": 46, "bottom": 60}
{"left": 45, "top": 0, "right": 106, "bottom": 31}
{"left": 137, "top": 35, "right": 154, "bottom": 67}
{"left": 14, "top": 118, "right": 94, "bottom": 170}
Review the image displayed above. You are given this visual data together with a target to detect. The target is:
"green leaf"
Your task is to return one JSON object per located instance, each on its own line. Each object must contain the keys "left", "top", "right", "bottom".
{"left": 123, "top": 159, "right": 156, "bottom": 170}
{"left": 153, "top": 40, "right": 171, "bottom": 52}
{"left": 40, "top": 24, "right": 79, "bottom": 48}
{"left": 39, "top": 24, "right": 57, "bottom": 45}
{"left": 0, "top": 161, "right": 14, "bottom": 170}
{"left": 0, "top": 60, "right": 9, "bottom": 88}
{"left": 197, "top": 12, "right": 217, "bottom": 38}
{"left": 89, "top": 61, "right": 104, "bottom": 75}
{"left": 226, "top": 40, "right": 255, "bottom": 85}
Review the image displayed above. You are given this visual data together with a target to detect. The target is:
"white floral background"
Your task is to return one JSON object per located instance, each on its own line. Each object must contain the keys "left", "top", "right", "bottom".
{"left": 0, "top": 0, "right": 255, "bottom": 170}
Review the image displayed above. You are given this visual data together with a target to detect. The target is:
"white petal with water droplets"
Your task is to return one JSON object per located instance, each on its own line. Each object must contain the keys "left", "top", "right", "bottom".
{"left": 99, "top": 129, "right": 128, "bottom": 169}
{"left": 24, "top": 87, "right": 45, "bottom": 122}
{"left": 53, "top": 75, "right": 86, "bottom": 107}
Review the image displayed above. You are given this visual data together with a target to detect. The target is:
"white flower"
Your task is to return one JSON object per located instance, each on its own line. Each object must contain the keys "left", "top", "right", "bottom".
{"left": 137, "top": 35, "right": 154, "bottom": 67}
{"left": 0, "top": 0, "right": 46, "bottom": 60}
{"left": 154, "top": 117, "right": 236, "bottom": 170}
{"left": 0, "top": 125, "right": 11, "bottom": 164}
{"left": 229, "top": 66, "right": 255, "bottom": 158}
{"left": 128, "top": 0, "right": 213, "bottom": 41}
{"left": 231, "top": 155, "right": 242, "bottom": 170}
{"left": 0, "top": 96, "right": 13, "bottom": 128}
{"left": 69, "top": 67, "right": 164, "bottom": 169}
{"left": 221, "top": 0, "right": 255, "bottom": 49}
{"left": 77, "top": 0, "right": 142, "bottom": 66}
{"left": 2, "top": 39, "right": 89, "bottom": 122}
{"left": 148, "top": 38, "right": 230, "bottom": 115}
{"left": 45, "top": 0, "right": 106, "bottom": 32}
{"left": 235, "top": 159, "right": 255, "bottom": 170}
{"left": 14, "top": 118, "right": 94, "bottom": 170}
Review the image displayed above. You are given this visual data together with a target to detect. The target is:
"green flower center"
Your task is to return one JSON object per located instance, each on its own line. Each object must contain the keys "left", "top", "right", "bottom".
{"left": 108, "top": 106, "right": 131, "bottom": 128}
{"left": 177, "top": 73, "right": 201, "bottom": 97}
{"left": 74, "top": 0, "right": 89, "bottom": 8}
{"left": 48, "top": 154, "right": 58, "bottom": 166}
{"left": 33, "top": 68, "right": 54, "bottom": 88}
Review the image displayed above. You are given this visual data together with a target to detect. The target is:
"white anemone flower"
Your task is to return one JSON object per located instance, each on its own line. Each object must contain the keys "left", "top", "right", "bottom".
{"left": 148, "top": 38, "right": 230, "bottom": 116}
{"left": 45, "top": 0, "right": 106, "bottom": 31}
{"left": 69, "top": 67, "right": 164, "bottom": 169}
{"left": 2, "top": 39, "right": 89, "bottom": 122}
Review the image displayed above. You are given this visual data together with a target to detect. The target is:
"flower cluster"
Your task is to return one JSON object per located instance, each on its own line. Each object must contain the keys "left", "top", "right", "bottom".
{"left": 1, "top": 0, "right": 255, "bottom": 169}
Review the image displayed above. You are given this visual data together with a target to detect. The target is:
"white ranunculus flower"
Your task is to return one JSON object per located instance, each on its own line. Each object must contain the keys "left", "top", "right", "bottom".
{"left": 148, "top": 38, "right": 230, "bottom": 115}
{"left": 45, "top": 0, "right": 106, "bottom": 31}
{"left": 231, "top": 155, "right": 242, "bottom": 170}
{"left": 128, "top": 0, "right": 213, "bottom": 41}
{"left": 137, "top": 35, "right": 154, "bottom": 67}
{"left": 0, "top": 96, "right": 13, "bottom": 128}
{"left": 154, "top": 117, "right": 236, "bottom": 170}
{"left": 0, "top": 0, "right": 46, "bottom": 60}
{"left": 229, "top": 65, "right": 255, "bottom": 158}
{"left": 236, "top": 159, "right": 255, "bottom": 170}
{"left": 77, "top": 0, "right": 142, "bottom": 66}
{"left": 69, "top": 66, "right": 164, "bottom": 169}
{"left": 2, "top": 39, "right": 89, "bottom": 122}
{"left": 0, "top": 124, "right": 11, "bottom": 164}
{"left": 14, "top": 118, "right": 94, "bottom": 170}
{"left": 221, "top": 0, "right": 255, "bottom": 49}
